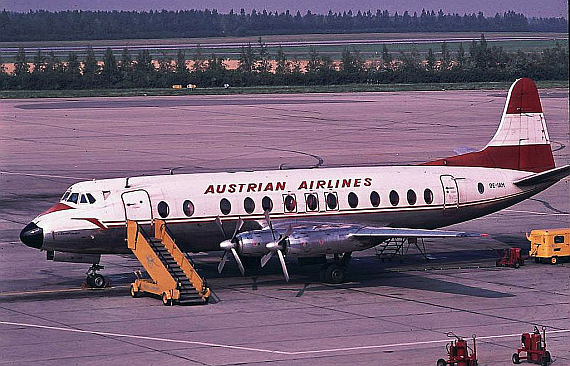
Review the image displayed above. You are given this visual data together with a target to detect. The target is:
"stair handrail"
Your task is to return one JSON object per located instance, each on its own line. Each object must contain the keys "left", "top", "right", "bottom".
{"left": 154, "top": 219, "right": 210, "bottom": 298}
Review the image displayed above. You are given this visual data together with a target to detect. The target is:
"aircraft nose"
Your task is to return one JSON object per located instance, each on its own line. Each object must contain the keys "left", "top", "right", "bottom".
{"left": 20, "top": 222, "right": 44, "bottom": 249}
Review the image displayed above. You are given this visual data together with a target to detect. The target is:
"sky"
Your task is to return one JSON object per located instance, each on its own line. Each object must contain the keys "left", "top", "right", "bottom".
{"left": 1, "top": 0, "right": 568, "bottom": 18}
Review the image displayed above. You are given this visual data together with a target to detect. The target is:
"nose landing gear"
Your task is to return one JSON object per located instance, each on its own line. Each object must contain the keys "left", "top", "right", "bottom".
{"left": 85, "top": 264, "right": 107, "bottom": 288}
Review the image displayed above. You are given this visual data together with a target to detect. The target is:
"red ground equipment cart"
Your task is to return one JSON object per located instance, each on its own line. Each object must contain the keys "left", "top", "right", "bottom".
{"left": 512, "top": 326, "right": 551, "bottom": 365}
{"left": 496, "top": 247, "right": 525, "bottom": 268}
{"left": 437, "top": 333, "right": 478, "bottom": 366}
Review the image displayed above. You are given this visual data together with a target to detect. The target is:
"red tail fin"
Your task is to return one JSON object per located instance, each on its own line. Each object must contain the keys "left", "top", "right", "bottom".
{"left": 422, "top": 78, "right": 555, "bottom": 173}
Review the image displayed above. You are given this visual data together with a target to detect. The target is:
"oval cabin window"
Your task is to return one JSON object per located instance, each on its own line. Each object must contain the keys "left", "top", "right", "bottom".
{"left": 158, "top": 201, "right": 170, "bottom": 218}
{"left": 424, "top": 188, "right": 434, "bottom": 204}
{"left": 370, "top": 191, "right": 380, "bottom": 207}
{"left": 182, "top": 200, "right": 194, "bottom": 216}
{"left": 348, "top": 192, "right": 358, "bottom": 208}
{"left": 262, "top": 196, "right": 273, "bottom": 212}
{"left": 284, "top": 195, "right": 296, "bottom": 212}
{"left": 220, "top": 198, "right": 231, "bottom": 215}
{"left": 407, "top": 189, "right": 417, "bottom": 205}
{"left": 306, "top": 194, "right": 318, "bottom": 211}
{"left": 244, "top": 197, "right": 255, "bottom": 214}
{"left": 389, "top": 190, "right": 399, "bottom": 206}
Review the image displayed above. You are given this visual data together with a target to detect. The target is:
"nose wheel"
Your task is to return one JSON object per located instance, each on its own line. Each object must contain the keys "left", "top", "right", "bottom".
{"left": 86, "top": 264, "right": 107, "bottom": 288}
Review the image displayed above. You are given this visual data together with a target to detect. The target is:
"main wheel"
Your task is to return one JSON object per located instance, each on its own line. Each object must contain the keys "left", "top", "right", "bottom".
{"left": 162, "top": 292, "right": 172, "bottom": 306}
{"left": 512, "top": 353, "right": 520, "bottom": 364}
{"left": 436, "top": 359, "right": 446, "bottom": 366}
{"left": 324, "top": 264, "right": 346, "bottom": 284}
{"left": 550, "top": 257, "right": 558, "bottom": 265}
{"left": 544, "top": 351, "right": 551, "bottom": 364}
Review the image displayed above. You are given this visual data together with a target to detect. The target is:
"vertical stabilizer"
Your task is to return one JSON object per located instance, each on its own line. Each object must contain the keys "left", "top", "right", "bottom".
{"left": 423, "top": 78, "right": 555, "bottom": 172}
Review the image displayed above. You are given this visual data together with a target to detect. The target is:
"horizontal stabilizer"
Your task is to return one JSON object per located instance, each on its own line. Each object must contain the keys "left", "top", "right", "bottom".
{"left": 514, "top": 164, "right": 570, "bottom": 186}
{"left": 349, "top": 227, "right": 483, "bottom": 239}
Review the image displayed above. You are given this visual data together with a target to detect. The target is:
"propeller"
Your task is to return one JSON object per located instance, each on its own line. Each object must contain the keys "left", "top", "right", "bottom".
{"left": 216, "top": 216, "right": 245, "bottom": 275}
{"left": 260, "top": 211, "right": 293, "bottom": 282}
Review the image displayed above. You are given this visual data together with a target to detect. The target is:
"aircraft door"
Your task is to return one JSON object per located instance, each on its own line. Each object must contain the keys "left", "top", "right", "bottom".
{"left": 121, "top": 190, "right": 153, "bottom": 222}
{"left": 440, "top": 175, "right": 459, "bottom": 213}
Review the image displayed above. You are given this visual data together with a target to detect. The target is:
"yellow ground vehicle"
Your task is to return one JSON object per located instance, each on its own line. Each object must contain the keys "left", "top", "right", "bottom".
{"left": 527, "top": 229, "right": 570, "bottom": 265}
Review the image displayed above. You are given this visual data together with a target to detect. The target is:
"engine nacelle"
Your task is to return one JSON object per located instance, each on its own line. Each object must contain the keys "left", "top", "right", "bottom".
{"left": 236, "top": 226, "right": 376, "bottom": 258}
{"left": 47, "top": 251, "right": 101, "bottom": 264}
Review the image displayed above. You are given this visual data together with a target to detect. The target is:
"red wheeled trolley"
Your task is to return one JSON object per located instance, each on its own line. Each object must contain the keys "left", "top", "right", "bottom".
{"left": 512, "top": 326, "right": 551, "bottom": 365}
{"left": 496, "top": 247, "right": 525, "bottom": 268}
{"left": 437, "top": 333, "right": 478, "bottom": 366}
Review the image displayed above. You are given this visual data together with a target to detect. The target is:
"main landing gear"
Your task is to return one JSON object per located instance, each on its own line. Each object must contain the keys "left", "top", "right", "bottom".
{"left": 85, "top": 264, "right": 107, "bottom": 288}
{"left": 320, "top": 252, "right": 352, "bottom": 284}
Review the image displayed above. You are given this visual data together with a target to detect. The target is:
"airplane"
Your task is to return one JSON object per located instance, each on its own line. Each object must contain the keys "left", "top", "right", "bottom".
{"left": 20, "top": 78, "right": 570, "bottom": 287}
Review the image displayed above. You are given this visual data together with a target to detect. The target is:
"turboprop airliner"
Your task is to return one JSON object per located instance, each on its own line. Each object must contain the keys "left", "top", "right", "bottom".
{"left": 20, "top": 78, "right": 570, "bottom": 286}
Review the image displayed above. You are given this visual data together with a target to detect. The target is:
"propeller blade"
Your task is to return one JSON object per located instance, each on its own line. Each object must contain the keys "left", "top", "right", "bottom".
{"left": 283, "top": 224, "right": 293, "bottom": 238}
{"left": 232, "top": 217, "right": 244, "bottom": 240}
{"left": 215, "top": 216, "right": 226, "bottom": 238}
{"left": 264, "top": 210, "right": 276, "bottom": 240}
{"left": 276, "top": 249, "right": 289, "bottom": 282}
{"left": 231, "top": 247, "right": 245, "bottom": 275}
{"left": 260, "top": 250, "right": 273, "bottom": 267}
{"left": 218, "top": 251, "right": 229, "bottom": 274}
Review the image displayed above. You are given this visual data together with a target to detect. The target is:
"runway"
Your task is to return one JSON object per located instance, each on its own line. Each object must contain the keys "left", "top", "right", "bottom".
{"left": 1, "top": 88, "right": 569, "bottom": 365}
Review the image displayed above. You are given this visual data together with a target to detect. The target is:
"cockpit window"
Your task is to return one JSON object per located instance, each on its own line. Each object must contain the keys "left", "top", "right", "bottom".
{"left": 62, "top": 191, "right": 70, "bottom": 201}
{"left": 86, "top": 193, "right": 96, "bottom": 204}
{"left": 68, "top": 193, "right": 79, "bottom": 204}
{"left": 80, "top": 194, "right": 87, "bottom": 203}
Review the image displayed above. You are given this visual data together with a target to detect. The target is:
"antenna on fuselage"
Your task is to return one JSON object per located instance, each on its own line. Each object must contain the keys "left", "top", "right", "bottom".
{"left": 125, "top": 177, "right": 131, "bottom": 188}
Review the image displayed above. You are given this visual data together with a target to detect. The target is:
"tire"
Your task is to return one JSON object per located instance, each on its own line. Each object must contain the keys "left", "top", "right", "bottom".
{"left": 535, "top": 257, "right": 540, "bottom": 263}
{"left": 512, "top": 353, "right": 520, "bottom": 364}
{"left": 437, "top": 359, "right": 446, "bottom": 366}
{"left": 162, "top": 292, "right": 172, "bottom": 306}
{"left": 550, "top": 257, "right": 558, "bottom": 265}
{"left": 89, "top": 274, "right": 106, "bottom": 288}
{"left": 325, "top": 264, "right": 346, "bottom": 284}
{"left": 514, "top": 261, "right": 520, "bottom": 269}
{"left": 544, "top": 351, "right": 551, "bottom": 363}
{"left": 496, "top": 260, "right": 501, "bottom": 267}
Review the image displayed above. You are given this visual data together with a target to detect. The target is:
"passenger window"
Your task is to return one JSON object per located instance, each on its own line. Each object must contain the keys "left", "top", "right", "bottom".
{"left": 158, "top": 201, "right": 169, "bottom": 218}
{"left": 478, "top": 182, "right": 485, "bottom": 194}
{"left": 183, "top": 200, "right": 194, "bottom": 217}
{"left": 326, "top": 192, "right": 338, "bottom": 210}
{"left": 407, "top": 190, "right": 417, "bottom": 205}
{"left": 554, "top": 235, "right": 565, "bottom": 244}
{"left": 284, "top": 194, "right": 296, "bottom": 212}
{"left": 389, "top": 190, "right": 399, "bottom": 206}
{"left": 306, "top": 193, "right": 318, "bottom": 211}
{"left": 86, "top": 193, "right": 96, "bottom": 204}
{"left": 262, "top": 196, "right": 273, "bottom": 212}
{"left": 220, "top": 198, "right": 231, "bottom": 215}
{"left": 244, "top": 197, "right": 255, "bottom": 214}
{"left": 370, "top": 191, "right": 380, "bottom": 207}
{"left": 348, "top": 192, "right": 358, "bottom": 208}
{"left": 424, "top": 189, "right": 433, "bottom": 204}
{"left": 80, "top": 194, "right": 87, "bottom": 204}
{"left": 68, "top": 193, "right": 79, "bottom": 204}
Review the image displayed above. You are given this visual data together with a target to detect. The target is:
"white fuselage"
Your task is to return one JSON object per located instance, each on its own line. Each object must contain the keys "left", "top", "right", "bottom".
{"left": 33, "top": 165, "right": 545, "bottom": 255}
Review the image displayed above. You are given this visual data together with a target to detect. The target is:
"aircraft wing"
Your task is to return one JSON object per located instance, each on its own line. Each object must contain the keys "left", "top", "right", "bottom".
{"left": 349, "top": 226, "right": 483, "bottom": 239}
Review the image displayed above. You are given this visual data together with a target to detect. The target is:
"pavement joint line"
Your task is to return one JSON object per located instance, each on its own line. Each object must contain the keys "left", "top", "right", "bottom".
{"left": 502, "top": 209, "right": 569, "bottom": 216}
{"left": 0, "top": 320, "right": 568, "bottom": 356}
{"left": 0, "top": 286, "right": 130, "bottom": 297}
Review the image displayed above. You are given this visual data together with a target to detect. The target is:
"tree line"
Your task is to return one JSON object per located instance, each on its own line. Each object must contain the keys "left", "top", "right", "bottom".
{"left": 1, "top": 35, "right": 567, "bottom": 90}
{"left": 0, "top": 9, "right": 567, "bottom": 42}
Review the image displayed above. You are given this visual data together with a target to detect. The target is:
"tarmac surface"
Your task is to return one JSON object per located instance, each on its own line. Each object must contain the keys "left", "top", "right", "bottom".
{"left": 1, "top": 88, "right": 569, "bottom": 365}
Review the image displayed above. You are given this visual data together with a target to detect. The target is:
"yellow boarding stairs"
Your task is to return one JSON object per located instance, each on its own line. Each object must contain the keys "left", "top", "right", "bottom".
{"left": 127, "top": 219, "right": 210, "bottom": 305}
